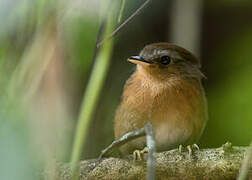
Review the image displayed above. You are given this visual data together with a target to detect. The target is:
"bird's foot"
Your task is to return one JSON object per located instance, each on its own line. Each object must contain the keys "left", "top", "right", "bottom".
{"left": 178, "top": 144, "right": 199, "bottom": 159}
{"left": 133, "top": 147, "right": 148, "bottom": 161}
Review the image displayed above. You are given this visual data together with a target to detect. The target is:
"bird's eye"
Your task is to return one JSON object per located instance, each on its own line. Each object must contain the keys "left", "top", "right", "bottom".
{"left": 160, "top": 56, "right": 171, "bottom": 65}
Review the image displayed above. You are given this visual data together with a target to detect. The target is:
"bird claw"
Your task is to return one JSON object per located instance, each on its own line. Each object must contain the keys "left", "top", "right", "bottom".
{"left": 133, "top": 147, "right": 148, "bottom": 161}
{"left": 178, "top": 144, "right": 200, "bottom": 159}
{"left": 192, "top": 144, "right": 200, "bottom": 150}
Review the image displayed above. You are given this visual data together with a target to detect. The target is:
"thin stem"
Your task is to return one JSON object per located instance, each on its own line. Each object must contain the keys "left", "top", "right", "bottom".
{"left": 97, "top": 0, "right": 151, "bottom": 47}
{"left": 98, "top": 127, "right": 146, "bottom": 159}
{"left": 145, "top": 123, "right": 156, "bottom": 180}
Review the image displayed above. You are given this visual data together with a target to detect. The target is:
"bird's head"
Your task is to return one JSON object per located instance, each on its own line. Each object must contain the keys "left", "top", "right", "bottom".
{"left": 128, "top": 42, "right": 205, "bottom": 80}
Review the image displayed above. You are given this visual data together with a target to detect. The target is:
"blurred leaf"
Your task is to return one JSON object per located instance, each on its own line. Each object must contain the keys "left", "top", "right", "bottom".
{"left": 66, "top": 16, "right": 99, "bottom": 74}
{"left": 201, "top": 27, "right": 252, "bottom": 146}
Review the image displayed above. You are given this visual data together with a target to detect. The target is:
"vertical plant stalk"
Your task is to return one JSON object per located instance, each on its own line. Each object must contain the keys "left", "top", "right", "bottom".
{"left": 145, "top": 123, "right": 156, "bottom": 180}
{"left": 117, "top": 0, "right": 126, "bottom": 23}
{"left": 237, "top": 141, "right": 252, "bottom": 180}
{"left": 70, "top": 12, "right": 114, "bottom": 175}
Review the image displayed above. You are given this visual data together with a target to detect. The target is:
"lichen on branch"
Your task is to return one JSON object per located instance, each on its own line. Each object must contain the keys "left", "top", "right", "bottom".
{"left": 55, "top": 144, "right": 252, "bottom": 180}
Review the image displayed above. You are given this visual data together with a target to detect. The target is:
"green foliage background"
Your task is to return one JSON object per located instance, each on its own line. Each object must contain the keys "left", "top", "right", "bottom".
{"left": 0, "top": 0, "right": 252, "bottom": 179}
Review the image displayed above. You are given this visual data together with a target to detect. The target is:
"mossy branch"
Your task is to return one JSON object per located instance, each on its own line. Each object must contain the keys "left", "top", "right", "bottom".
{"left": 55, "top": 145, "right": 252, "bottom": 180}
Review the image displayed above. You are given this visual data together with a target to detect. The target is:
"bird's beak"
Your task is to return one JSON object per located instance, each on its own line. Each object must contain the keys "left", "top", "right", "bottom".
{"left": 128, "top": 56, "right": 153, "bottom": 65}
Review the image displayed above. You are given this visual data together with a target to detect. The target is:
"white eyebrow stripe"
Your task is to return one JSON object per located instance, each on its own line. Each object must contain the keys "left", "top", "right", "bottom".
{"left": 158, "top": 50, "right": 184, "bottom": 60}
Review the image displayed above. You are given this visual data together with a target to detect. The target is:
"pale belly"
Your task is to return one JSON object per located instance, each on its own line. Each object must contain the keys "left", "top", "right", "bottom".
{"left": 117, "top": 109, "right": 206, "bottom": 154}
{"left": 152, "top": 116, "right": 202, "bottom": 151}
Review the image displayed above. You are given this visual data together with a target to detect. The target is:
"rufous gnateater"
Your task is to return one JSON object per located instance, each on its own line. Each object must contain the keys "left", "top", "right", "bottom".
{"left": 114, "top": 42, "right": 208, "bottom": 158}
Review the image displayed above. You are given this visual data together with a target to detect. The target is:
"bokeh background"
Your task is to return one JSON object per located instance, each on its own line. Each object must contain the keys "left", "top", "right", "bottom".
{"left": 1, "top": 0, "right": 252, "bottom": 179}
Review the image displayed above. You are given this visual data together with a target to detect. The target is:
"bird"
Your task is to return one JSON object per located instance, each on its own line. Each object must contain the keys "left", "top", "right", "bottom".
{"left": 114, "top": 42, "right": 208, "bottom": 159}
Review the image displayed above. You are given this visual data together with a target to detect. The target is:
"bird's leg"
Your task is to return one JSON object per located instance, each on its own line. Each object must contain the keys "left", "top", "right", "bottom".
{"left": 178, "top": 144, "right": 200, "bottom": 159}
{"left": 133, "top": 147, "right": 148, "bottom": 161}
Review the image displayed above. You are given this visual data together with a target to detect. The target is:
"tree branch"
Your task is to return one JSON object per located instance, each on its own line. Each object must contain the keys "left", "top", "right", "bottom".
{"left": 55, "top": 144, "right": 252, "bottom": 180}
